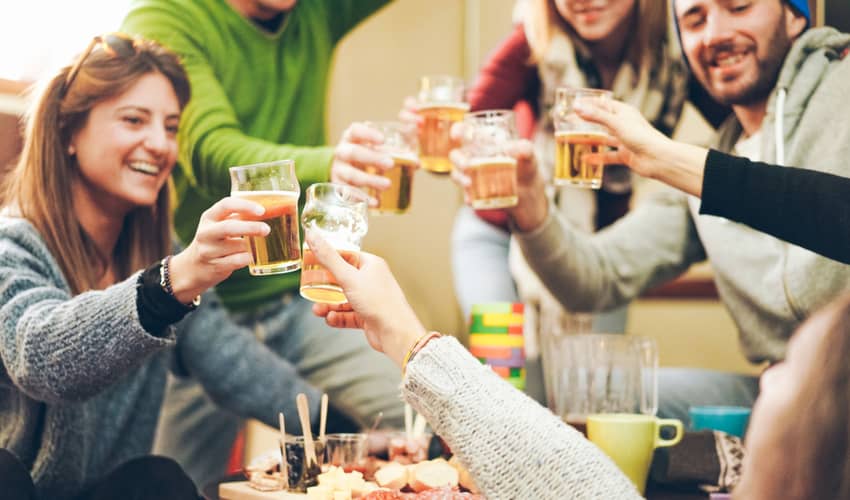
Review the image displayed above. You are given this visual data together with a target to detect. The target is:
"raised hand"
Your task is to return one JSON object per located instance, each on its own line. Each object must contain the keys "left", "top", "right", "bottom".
{"left": 448, "top": 121, "right": 548, "bottom": 232}
{"left": 168, "top": 197, "right": 270, "bottom": 304}
{"left": 305, "top": 230, "right": 426, "bottom": 367}
{"left": 330, "top": 122, "right": 393, "bottom": 205}
{"left": 575, "top": 99, "right": 708, "bottom": 196}
{"left": 573, "top": 98, "right": 674, "bottom": 178}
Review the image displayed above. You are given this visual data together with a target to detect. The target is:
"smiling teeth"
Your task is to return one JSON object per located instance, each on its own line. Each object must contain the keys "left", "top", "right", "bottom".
{"left": 129, "top": 161, "right": 160, "bottom": 175}
{"left": 717, "top": 54, "right": 744, "bottom": 67}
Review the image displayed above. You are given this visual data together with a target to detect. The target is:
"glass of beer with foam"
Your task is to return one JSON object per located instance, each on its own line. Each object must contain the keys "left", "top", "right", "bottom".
{"left": 364, "top": 121, "right": 419, "bottom": 215}
{"left": 416, "top": 75, "right": 469, "bottom": 174}
{"left": 300, "top": 183, "right": 369, "bottom": 304}
{"left": 460, "top": 110, "right": 519, "bottom": 209}
{"left": 552, "top": 87, "right": 613, "bottom": 189}
{"left": 229, "top": 160, "right": 301, "bottom": 275}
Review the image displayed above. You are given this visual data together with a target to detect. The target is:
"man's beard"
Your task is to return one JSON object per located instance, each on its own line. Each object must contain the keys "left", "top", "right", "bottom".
{"left": 701, "top": 24, "right": 794, "bottom": 107}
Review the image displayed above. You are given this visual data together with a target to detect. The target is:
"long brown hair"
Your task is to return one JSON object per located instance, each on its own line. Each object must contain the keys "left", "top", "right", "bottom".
{"left": 2, "top": 36, "right": 190, "bottom": 295}
{"left": 526, "top": 0, "right": 668, "bottom": 77}
{"left": 770, "top": 294, "right": 850, "bottom": 499}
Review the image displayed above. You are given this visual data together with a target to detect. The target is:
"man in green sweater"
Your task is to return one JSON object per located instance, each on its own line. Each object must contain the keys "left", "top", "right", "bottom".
{"left": 121, "top": 0, "right": 400, "bottom": 488}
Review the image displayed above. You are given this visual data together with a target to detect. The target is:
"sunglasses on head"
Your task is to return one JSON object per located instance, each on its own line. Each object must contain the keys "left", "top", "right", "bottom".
{"left": 61, "top": 33, "right": 138, "bottom": 97}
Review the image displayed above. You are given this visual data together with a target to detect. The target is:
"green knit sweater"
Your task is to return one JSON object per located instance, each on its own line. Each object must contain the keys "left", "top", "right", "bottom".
{"left": 121, "top": 0, "right": 391, "bottom": 310}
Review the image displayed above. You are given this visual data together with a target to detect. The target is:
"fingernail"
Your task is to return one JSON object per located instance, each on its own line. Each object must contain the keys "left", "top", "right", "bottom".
{"left": 254, "top": 204, "right": 265, "bottom": 215}
{"left": 262, "top": 223, "right": 270, "bottom": 235}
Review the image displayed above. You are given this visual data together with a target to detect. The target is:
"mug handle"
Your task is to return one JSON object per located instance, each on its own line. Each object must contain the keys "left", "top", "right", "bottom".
{"left": 654, "top": 419, "right": 684, "bottom": 448}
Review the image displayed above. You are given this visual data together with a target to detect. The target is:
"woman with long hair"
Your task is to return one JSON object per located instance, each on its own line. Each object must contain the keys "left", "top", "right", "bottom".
{"left": 0, "top": 34, "right": 316, "bottom": 500}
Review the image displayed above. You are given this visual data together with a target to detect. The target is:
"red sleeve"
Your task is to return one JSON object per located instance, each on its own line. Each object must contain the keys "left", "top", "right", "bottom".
{"left": 468, "top": 24, "right": 539, "bottom": 230}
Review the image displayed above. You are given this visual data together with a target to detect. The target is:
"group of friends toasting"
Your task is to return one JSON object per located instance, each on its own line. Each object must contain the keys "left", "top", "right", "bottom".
{"left": 1, "top": 0, "right": 850, "bottom": 499}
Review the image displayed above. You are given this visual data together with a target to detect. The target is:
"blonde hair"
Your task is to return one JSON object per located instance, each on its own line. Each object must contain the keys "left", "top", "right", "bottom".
{"left": 2, "top": 37, "right": 190, "bottom": 295}
{"left": 526, "top": 0, "right": 668, "bottom": 77}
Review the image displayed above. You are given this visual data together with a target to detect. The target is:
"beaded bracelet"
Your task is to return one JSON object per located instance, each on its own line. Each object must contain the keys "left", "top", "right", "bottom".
{"left": 160, "top": 256, "right": 201, "bottom": 309}
{"left": 402, "top": 331, "right": 442, "bottom": 376}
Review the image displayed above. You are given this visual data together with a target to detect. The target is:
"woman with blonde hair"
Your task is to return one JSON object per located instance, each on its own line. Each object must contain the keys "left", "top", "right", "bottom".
{"left": 0, "top": 34, "right": 326, "bottom": 500}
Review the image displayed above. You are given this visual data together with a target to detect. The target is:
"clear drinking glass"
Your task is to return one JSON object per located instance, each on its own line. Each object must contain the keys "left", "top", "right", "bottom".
{"left": 324, "top": 433, "right": 368, "bottom": 474}
{"left": 364, "top": 121, "right": 419, "bottom": 215}
{"left": 547, "top": 333, "right": 658, "bottom": 436}
{"left": 229, "top": 159, "right": 301, "bottom": 275}
{"left": 417, "top": 75, "right": 469, "bottom": 174}
{"left": 299, "top": 183, "right": 369, "bottom": 304}
{"left": 552, "top": 87, "right": 614, "bottom": 189}
{"left": 280, "top": 435, "right": 326, "bottom": 492}
{"left": 461, "top": 110, "right": 519, "bottom": 209}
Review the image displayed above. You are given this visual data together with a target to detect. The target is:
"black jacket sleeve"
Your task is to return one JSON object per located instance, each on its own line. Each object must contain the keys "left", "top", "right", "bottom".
{"left": 699, "top": 149, "right": 850, "bottom": 264}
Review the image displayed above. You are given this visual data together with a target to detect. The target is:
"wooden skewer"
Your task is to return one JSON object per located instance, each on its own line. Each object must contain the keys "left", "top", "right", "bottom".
{"left": 296, "top": 393, "right": 318, "bottom": 468}
{"left": 319, "top": 393, "right": 328, "bottom": 440}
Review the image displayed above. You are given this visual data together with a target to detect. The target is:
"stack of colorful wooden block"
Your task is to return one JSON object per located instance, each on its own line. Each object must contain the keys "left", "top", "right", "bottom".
{"left": 468, "top": 302, "right": 525, "bottom": 389}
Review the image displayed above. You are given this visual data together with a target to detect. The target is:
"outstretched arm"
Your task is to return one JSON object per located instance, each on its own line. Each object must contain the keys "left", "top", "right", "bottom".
{"left": 304, "top": 232, "right": 642, "bottom": 499}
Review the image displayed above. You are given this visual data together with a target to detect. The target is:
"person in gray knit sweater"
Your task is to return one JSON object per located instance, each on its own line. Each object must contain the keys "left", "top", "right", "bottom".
{"left": 307, "top": 228, "right": 850, "bottom": 500}
{"left": 0, "top": 35, "right": 352, "bottom": 500}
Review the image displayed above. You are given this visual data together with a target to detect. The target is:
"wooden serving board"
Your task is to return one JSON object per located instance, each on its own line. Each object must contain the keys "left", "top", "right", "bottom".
{"left": 219, "top": 481, "right": 307, "bottom": 500}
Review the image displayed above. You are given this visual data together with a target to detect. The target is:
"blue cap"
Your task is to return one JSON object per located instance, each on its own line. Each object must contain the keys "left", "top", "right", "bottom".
{"left": 786, "top": 0, "right": 811, "bottom": 26}
{"left": 672, "top": 0, "right": 811, "bottom": 31}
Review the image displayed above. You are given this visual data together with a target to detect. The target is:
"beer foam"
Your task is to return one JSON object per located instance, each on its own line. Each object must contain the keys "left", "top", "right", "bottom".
{"left": 391, "top": 152, "right": 419, "bottom": 165}
{"left": 231, "top": 190, "right": 299, "bottom": 200}
{"left": 468, "top": 156, "right": 517, "bottom": 167}
{"left": 555, "top": 130, "right": 610, "bottom": 138}
{"left": 418, "top": 102, "right": 470, "bottom": 111}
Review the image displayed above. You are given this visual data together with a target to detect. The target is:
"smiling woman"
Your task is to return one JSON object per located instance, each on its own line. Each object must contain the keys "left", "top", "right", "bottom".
{"left": 0, "top": 33, "right": 313, "bottom": 500}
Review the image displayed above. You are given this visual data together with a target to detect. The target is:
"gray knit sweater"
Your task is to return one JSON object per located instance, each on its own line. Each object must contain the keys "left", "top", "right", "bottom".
{"left": 403, "top": 336, "right": 642, "bottom": 499}
{"left": 0, "top": 217, "right": 322, "bottom": 500}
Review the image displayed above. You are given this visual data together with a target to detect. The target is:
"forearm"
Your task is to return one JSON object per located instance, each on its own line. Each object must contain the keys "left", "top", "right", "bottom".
{"left": 651, "top": 139, "right": 709, "bottom": 197}
{"left": 402, "top": 337, "right": 642, "bottom": 499}
{"left": 700, "top": 150, "right": 850, "bottom": 265}
{"left": 190, "top": 128, "right": 334, "bottom": 198}
{"left": 515, "top": 192, "right": 704, "bottom": 312}
{"left": 0, "top": 272, "right": 174, "bottom": 402}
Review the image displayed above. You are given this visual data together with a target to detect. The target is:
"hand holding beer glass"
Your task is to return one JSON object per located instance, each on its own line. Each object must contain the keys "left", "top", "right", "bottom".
{"left": 416, "top": 75, "right": 469, "bottom": 174}
{"left": 364, "top": 121, "right": 419, "bottom": 215}
{"left": 300, "top": 183, "right": 369, "bottom": 304}
{"left": 459, "top": 110, "right": 519, "bottom": 209}
{"left": 229, "top": 159, "right": 301, "bottom": 275}
{"left": 553, "top": 87, "right": 614, "bottom": 189}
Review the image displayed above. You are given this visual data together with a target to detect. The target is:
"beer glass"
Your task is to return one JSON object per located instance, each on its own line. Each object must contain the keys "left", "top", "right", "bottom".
{"left": 552, "top": 87, "right": 613, "bottom": 189}
{"left": 547, "top": 333, "right": 658, "bottom": 436}
{"left": 229, "top": 159, "right": 301, "bottom": 275}
{"left": 416, "top": 75, "right": 469, "bottom": 174}
{"left": 364, "top": 121, "right": 418, "bottom": 215}
{"left": 300, "top": 183, "right": 368, "bottom": 304}
{"left": 461, "top": 110, "right": 519, "bottom": 209}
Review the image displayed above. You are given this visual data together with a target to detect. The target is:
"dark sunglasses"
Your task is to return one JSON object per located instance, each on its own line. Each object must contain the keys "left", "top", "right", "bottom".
{"left": 61, "top": 33, "right": 138, "bottom": 97}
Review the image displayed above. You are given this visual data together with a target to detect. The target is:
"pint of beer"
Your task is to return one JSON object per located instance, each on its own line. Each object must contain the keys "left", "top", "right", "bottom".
{"left": 364, "top": 121, "right": 419, "bottom": 215}
{"left": 300, "top": 183, "right": 369, "bottom": 304}
{"left": 552, "top": 88, "right": 613, "bottom": 189}
{"left": 417, "top": 75, "right": 468, "bottom": 174}
{"left": 229, "top": 160, "right": 301, "bottom": 275}
{"left": 461, "top": 110, "right": 519, "bottom": 209}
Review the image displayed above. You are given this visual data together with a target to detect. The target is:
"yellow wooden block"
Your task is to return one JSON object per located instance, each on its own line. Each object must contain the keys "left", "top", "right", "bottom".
{"left": 469, "top": 334, "right": 524, "bottom": 348}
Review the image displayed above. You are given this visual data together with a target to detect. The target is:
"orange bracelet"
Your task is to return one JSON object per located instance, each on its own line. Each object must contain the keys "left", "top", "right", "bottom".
{"left": 402, "top": 331, "right": 442, "bottom": 375}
